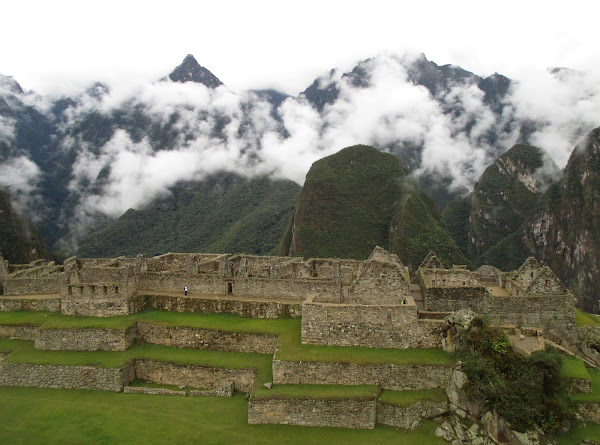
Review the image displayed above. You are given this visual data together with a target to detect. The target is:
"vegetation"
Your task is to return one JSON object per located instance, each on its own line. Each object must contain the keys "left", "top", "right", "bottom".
{"left": 0, "top": 190, "right": 52, "bottom": 264}
{"left": 574, "top": 308, "right": 600, "bottom": 327}
{"left": 278, "top": 145, "right": 467, "bottom": 268}
{"left": 0, "top": 387, "right": 448, "bottom": 444}
{"left": 77, "top": 174, "right": 300, "bottom": 258}
{"left": 0, "top": 310, "right": 454, "bottom": 367}
{"left": 252, "top": 384, "right": 380, "bottom": 400}
{"left": 456, "top": 317, "right": 575, "bottom": 433}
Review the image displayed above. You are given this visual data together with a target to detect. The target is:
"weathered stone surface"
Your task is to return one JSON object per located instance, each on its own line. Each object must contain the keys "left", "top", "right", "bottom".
{"left": 564, "top": 377, "right": 592, "bottom": 394}
{"left": 145, "top": 294, "right": 302, "bottom": 319}
{"left": 273, "top": 359, "right": 452, "bottom": 390}
{"left": 377, "top": 400, "right": 448, "bottom": 429}
{"left": 0, "top": 361, "right": 135, "bottom": 392}
{"left": 0, "top": 297, "right": 61, "bottom": 312}
{"left": 124, "top": 386, "right": 186, "bottom": 396}
{"left": 0, "top": 325, "right": 38, "bottom": 341}
{"left": 34, "top": 326, "right": 137, "bottom": 351}
{"left": 446, "top": 368, "right": 485, "bottom": 419}
{"left": 134, "top": 359, "right": 256, "bottom": 393}
{"left": 301, "top": 303, "right": 441, "bottom": 349}
{"left": 248, "top": 397, "right": 377, "bottom": 429}
{"left": 579, "top": 403, "right": 600, "bottom": 423}
{"left": 136, "top": 322, "right": 278, "bottom": 353}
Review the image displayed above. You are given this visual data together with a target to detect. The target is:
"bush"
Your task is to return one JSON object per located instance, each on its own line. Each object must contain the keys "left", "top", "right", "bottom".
{"left": 456, "top": 317, "right": 574, "bottom": 433}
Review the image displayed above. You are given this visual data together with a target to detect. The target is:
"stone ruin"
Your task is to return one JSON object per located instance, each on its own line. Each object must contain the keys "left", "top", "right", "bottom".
{"left": 0, "top": 247, "right": 577, "bottom": 348}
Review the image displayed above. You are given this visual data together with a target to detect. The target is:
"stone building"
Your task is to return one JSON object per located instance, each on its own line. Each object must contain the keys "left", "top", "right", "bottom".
{"left": 0, "top": 247, "right": 577, "bottom": 347}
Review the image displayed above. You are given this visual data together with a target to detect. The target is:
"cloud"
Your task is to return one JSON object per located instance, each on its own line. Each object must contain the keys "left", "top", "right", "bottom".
{"left": 0, "top": 156, "right": 41, "bottom": 211}
{"left": 508, "top": 68, "right": 600, "bottom": 168}
{"left": 0, "top": 115, "right": 16, "bottom": 143}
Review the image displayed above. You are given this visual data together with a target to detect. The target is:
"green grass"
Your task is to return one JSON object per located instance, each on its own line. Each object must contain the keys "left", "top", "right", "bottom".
{"left": 0, "top": 309, "right": 455, "bottom": 367}
{"left": 252, "top": 384, "right": 380, "bottom": 400}
{"left": 561, "top": 356, "right": 591, "bottom": 381}
{"left": 378, "top": 388, "right": 447, "bottom": 407}
{"left": 574, "top": 308, "right": 600, "bottom": 327}
{"left": 0, "top": 338, "right": 274, "bottom": 384}
{"left": 553, "top": 422, "right": 600, "bottom": 444}
{"left": 571, "top": 368, "right": 600, "bottom": 404}
{"left": 0, "top": 386, "right": 448, "bottom": 444}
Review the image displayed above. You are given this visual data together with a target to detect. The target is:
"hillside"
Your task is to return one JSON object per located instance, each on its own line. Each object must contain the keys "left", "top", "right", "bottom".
{"left": 0, "top": 190, "right": 52, "bottom": 264}
{"left": 443, "top": 143, "right": 558, "bottom": 265}
{"left": 76, "top": 174, "right": 300, "bottom": 258}
{"left": 279, "top": 145, "right": 467, "bottom": 268}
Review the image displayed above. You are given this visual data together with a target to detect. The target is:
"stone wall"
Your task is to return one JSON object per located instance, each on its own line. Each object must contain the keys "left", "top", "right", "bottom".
{"left": 422, "top": 286, "right": 488, "bottom": 313}
{"left": 124, "top": 386, "right": 186, "bottom": 396}
{"left": 145, "top": 294, "right": 302, "bottom": 319}
{"left": 248, "top": 397, "right": 377, "bottom": 429}
{"left": 486, "top": 294, "right": 576, "bottom": 344}
{"left": 3, "top": 277, "right": 62, "bottom": 296}
{"left": 301, "top": 303, "right": 440, "bottom": 349}
{"left": 134, "top": 359, "right": 256, "bottom": 393}
{"left": 0, "top": 296, "right": 61, "bottom": 312}
{"left": 34, "top": 325, "right": 137, "bottom": 351}
{"left": 231, "top": 278, "right": 334, "bottom": 302}
{"left": 61, "top": 288, "right": 139, "bottom": 317}
{"left": 136, "top": 323, "right": 278, "bottom": 354}
{"left": 0, "top": 325, "right": 38, "bottom": 341}
{"left": 272, "top": 360, "right": 452, "bottom": 390}
{"left": 0, "top": 361, "right": 135, "bottom": 392}
{"left": 138, "top": 272, "right": 223, "bottom": 295}
{"left": 377, "top": 400, "right": 448, "bottom": 429}
{"left": 578, "top": 403, "right": 600, "bottom": 423}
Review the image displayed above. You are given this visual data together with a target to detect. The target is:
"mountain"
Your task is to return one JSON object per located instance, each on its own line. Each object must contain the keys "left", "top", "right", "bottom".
{"left": 443, "top": 128, "right": 600, "bottom": 312}
{"left": 279, "top": 145, "right": 467, "bottom": 268}
{"left": 0, "top": 190, "right": 51, "bottom": 264}
{"left": 444, "top": 144, "right": 559, "bottom": 262}
{"left": 77, "top": 173, "right": 300, "bottom": 258}
{"left": 521, "top": 127, "right": 600, "bottom": 312}
{"left": 166, "top": 54, "right": 223, "bottom": 87}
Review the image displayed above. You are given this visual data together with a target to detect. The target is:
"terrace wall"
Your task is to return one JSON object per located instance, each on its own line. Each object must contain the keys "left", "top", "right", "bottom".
{"left": 34, "top": 326, "right": 137, "bottom": 351}
{"left": 0, "top": 297, "right": 61, "bottom": 312}
{"left": 376, "top": 400, "right": 449, "bottom": 429}
{"left": 136, "top": 322, "right": 278, "bottom": 354}
{"left": 248, "top": 397, "right": 377, "bottom": 429}
{"left": 272, "top": 360, "right": 452, "bottom": 390}
{"left": 0, "top": 361, "right": 135, "bottom": 392}
{"left": 144, "top": 294, "right": 302, "bottom": 319}
{"left": 301, "top": 303, "right": 440, "bottom": 349}
{"left": 134, "top": 359, "right": 257, "bottom": 393}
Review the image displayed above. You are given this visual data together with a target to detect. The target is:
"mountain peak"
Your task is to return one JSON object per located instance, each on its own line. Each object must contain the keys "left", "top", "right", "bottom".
{"left": 167, "top": 54, "right": 223, "bottom": 88}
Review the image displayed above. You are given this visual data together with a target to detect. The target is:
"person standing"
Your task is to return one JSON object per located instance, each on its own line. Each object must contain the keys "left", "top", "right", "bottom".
{"left": 184, "top": 285, "right": 188, "bottom": 296}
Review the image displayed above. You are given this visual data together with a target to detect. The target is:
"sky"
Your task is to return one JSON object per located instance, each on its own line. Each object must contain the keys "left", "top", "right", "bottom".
{"left": 2, "top": 0, "right": 599, "bottom": 96}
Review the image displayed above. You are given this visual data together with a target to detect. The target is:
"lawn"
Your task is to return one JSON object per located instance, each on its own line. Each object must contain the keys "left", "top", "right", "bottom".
{"left": 0, "top": 309, "right": 455, "bottom": 367}
{"left": 0, "top": 386, "right": 448, "bottom": 445}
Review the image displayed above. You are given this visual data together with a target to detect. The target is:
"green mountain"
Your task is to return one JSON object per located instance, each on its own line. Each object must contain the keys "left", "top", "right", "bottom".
{"left": 77, "top": 174, "right": 301, "bottom": 258}
{"left": 443, "top": 144, "right": 558, "bottom": 265}
{"left": 444, "top": 129, "right": 600, "bottom": 312}
{"left": 278, "top": 145, "right": 467, "bottom": 268}
{"left": 0, "top": 190, "right": 52, "bottom": 264}
{"left": 521, "top": 127, "right": 600, "bottom": 312}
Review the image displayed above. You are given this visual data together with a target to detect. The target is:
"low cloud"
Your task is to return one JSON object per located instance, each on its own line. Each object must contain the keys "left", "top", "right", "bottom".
{"left": 0, "top": 156, "right": 41, "bottom": 212}
{"left": 7, "top": 51, "right": 599, "bottom": 239}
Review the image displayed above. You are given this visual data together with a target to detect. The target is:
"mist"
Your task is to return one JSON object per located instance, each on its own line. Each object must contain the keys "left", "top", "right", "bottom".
{"left": 1, "top": 51, "right": 599, "bottom": 241}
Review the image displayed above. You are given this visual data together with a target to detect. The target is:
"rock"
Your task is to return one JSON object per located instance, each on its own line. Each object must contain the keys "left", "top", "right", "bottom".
{"left": 452, "top": 418, "right": 467, "bottom": 442}
{"left": 435, "top": 420, "right": 455, "bottom": 442}
{"left": 424, "top": 406, "right": 449, "bottom": 419}
{"left": 263, "top": 382, "right": 272, "bottom": 389}
{"left": 447, "top": 368, "right": 485, "bottom": 419}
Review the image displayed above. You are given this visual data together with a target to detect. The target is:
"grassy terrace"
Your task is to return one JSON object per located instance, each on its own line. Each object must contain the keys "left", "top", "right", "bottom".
{"left": 574, "top": 308, "right": 600, "bottom": 327}
{"left": 252, "top": 384, "right": 381, "bottom": 400}
{"left": 0, "top": 310, "right": 455, "bottom": 366}
{"left": 0, "top": 339, "right": 274, "bottom": 384}
{"left": 561, "top": 355, "right": 591, "bottom": 381}
{"left": 0, "top": 387, "right": 449, "bottom": 445}
{"left": 570, "top": 368, "right": 600, "bottom": 404}
{"left": 378, "top": 388, "right": 447, "bottom": 407}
